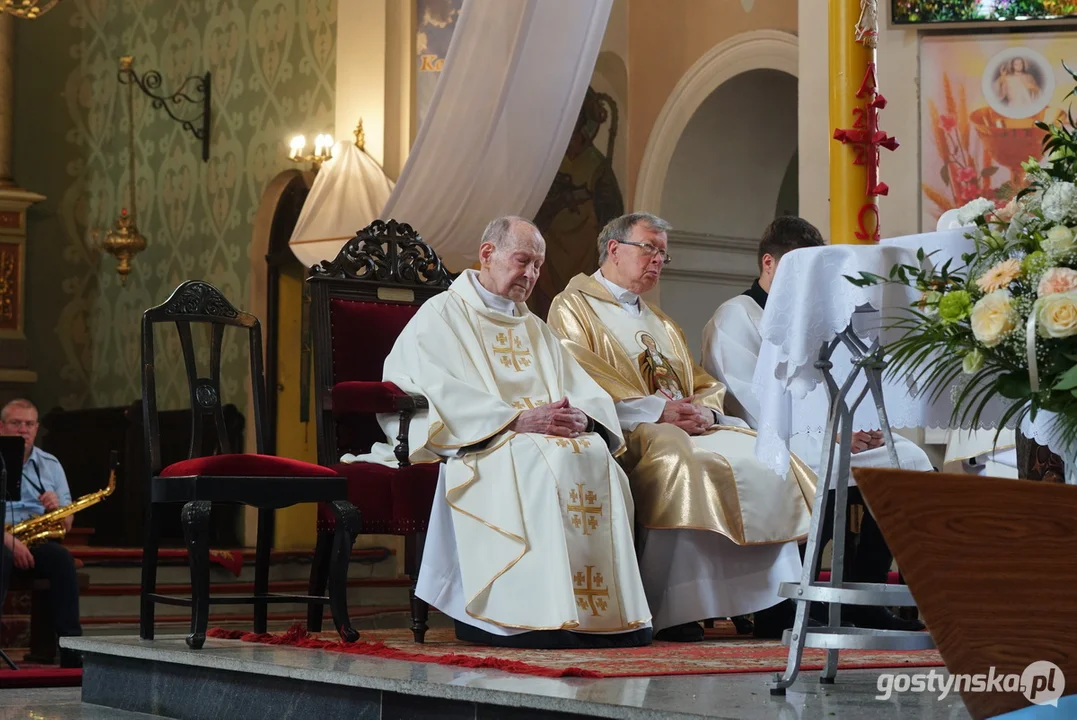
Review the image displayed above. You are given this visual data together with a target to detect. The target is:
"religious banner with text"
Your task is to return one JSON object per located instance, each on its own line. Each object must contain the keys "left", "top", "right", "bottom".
{"left": 920, "top": 31, "right": 1077, "bottom": 231}
{"left": 415, "top": 0, "right": 463, "bottom": 133}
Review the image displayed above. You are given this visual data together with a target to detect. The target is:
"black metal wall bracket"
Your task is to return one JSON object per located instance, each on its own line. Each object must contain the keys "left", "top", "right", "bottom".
{"left": 118, "top": 57, "right": 211, "bottom": 162}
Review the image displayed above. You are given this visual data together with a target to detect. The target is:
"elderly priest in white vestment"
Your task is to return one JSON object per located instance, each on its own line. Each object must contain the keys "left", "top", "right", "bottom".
{"left": 701, "top": 215, "right": 930, "bottom": 631}
{"left": 547, "top": 212, "right": 817, "bottom": 642}
{"left": 346, "top": 216, "right": 652, "bottom": 649}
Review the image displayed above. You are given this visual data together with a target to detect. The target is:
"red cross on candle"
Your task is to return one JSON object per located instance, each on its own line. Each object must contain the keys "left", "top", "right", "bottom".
{"left": 833, "top": 63, "right": 899, "bottom": 198}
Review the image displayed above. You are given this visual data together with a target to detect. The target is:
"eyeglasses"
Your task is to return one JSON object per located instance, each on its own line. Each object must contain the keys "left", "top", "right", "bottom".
{"left": 1, "top": 419, "right": 38, "bottom": 429}
{"left": 616, "top": 239, "right": 672, "bottom": 265}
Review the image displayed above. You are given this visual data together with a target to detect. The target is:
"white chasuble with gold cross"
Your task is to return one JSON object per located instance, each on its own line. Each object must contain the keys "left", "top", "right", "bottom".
{"left": 348, "top": 272, "right": 650, "bottom": 635}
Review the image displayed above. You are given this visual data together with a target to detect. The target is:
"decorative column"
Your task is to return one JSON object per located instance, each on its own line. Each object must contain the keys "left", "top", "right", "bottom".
{"left": 0, "top": 13, "right": 45, "bottom": 400}
{"left": 828, "top": 0, "right": 897, "bottom": 244}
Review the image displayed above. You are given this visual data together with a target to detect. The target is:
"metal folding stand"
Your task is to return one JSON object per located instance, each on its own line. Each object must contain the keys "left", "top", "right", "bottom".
{"left": 771, "top": 315, "right": 934, "bottom": 694}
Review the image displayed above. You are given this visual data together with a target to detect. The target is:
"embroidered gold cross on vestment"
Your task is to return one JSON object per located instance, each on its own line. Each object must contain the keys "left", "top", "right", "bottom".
{"left": 492, "top": 330, "right": 531, "bottom": 371}
{"left": 567, "top": 482, "right": 603, "bottom": 535}
{"left": 546, "top": 436, "right": 591, "bottom": 454}
{"left": 573, "top": 565, "right": 609, "bottom": 617}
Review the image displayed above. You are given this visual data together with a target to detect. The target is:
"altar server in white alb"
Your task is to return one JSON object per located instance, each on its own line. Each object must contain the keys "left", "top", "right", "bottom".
{"left": 548, "top": 212, "right": 817, "bottom": 642}
{"left": 346, "top": 216, "right": 651, "bottom": 649}
{"left": 702, "top": 215, "right": 930, "bottom": 631}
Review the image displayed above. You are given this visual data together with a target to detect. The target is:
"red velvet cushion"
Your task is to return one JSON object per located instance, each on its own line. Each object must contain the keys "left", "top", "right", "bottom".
{"left": 160, "top": 454, "right": 341, "bottom": 478}
{"left": 329, "top": 298, "right": 419, "bottom": 383}
{"left": 332, "top": 381, "right": 407, "bottom": 416}
{"left": 329, "top": 298, "right": 421, "bottom": 454}
{"left": 317, "top": 461, "right": 438, "bottom": 533}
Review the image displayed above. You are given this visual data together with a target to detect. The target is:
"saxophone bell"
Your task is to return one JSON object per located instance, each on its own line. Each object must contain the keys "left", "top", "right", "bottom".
{"left": 4, "top": 450, "right": 119, "bottom": 549}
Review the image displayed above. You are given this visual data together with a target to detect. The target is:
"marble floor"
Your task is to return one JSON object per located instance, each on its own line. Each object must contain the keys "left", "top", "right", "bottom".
{"left": 0, "top": 688, "right": 157, "bottom": 719}
{"left": 1, "top": 669, "right": 974, "bottom": 720}
{"left": 54, "top": 633, "right": 972, "bottom": 719}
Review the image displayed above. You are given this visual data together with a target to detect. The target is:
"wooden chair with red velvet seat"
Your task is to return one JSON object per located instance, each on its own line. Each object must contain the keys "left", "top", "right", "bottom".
{"left": 305, "top": 219, "right": 453, "bottom": 643}
{"left": 138, "top": 280, "right": 362, "bottom": 650}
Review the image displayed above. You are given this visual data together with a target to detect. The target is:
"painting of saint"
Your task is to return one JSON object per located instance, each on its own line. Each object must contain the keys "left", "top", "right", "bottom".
{"left": 992, "top": 56, "right": 1044, "bottom": 109}
{"left": 636, "top": 332, "right": 686, "bottom": 401}
{"left": 919, "top": 34, "right": 1071, "bottom": 230}
{"left": 529, "top": 86, "right": 624, "bottom": 319}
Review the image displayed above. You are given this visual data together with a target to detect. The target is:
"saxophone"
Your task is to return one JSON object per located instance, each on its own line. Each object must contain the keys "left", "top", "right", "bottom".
{"left": 5, "top": 451, "right": 118, "bottom": 548}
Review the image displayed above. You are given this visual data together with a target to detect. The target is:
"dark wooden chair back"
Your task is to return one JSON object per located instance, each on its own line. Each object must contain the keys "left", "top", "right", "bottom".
{"left": 307, "top": 220, "right": 454, "bottom": 464}
{"left": 141, "top": 281, "right": 267, "bottom": 476}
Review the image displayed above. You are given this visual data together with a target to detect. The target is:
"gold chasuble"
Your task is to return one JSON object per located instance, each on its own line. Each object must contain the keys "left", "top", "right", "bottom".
{"left": 548, "top": 273, "right": 816, "bottom": 546}
{"left": 368, "top": 274, "right": 650, "bottom": 633}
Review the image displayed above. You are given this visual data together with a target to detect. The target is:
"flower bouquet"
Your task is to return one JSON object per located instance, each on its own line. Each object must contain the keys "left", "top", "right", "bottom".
{"left": 848, "top": 64, "right": 1077, "bottom": 451}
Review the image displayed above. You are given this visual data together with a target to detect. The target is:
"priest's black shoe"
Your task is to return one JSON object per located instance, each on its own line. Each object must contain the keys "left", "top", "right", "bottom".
{"left": 752, "top": 600, "right": 823, "bottom": 639}
{"left": 730, "top": 615, "right": 754, "bottom": 635}
{"left": 843, "top": 606, "right": 925, "bottom": 631}
{"left": 654, "top": 621, "right": 705, "bottom": 643}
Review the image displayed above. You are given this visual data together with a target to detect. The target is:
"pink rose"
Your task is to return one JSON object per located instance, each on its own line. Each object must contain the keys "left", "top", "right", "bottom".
{"left": 1037, "top": 267, "right": 1077, "bottom": 296}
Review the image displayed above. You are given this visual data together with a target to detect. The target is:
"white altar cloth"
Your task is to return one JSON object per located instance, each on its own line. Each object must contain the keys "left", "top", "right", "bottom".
{"left": 751, "top": 230, "right": 1028, "bottom": 477}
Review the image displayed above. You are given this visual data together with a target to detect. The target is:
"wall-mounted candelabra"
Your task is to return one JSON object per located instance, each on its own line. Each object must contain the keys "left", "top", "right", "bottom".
{"left": 288, "top": 133, "right": 334, "bottom": 172}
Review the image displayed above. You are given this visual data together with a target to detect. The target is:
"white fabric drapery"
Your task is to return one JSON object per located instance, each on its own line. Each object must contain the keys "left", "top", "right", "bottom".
{"left": 289, "top": 0, "right": 612, "bottom": 270}
{"left": 381, "top": 0, "right": 613, "bottom": 272}
{"left": 288, "top": 142, "right": 395, "bottom": 268}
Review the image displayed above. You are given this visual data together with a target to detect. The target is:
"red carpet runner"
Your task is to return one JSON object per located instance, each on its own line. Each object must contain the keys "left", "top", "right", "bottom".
{"left": 0, "top": 665, "right": 81, "bottom": 689}
{"left": 206, "top": 624, "right": 943, "bottom": 679}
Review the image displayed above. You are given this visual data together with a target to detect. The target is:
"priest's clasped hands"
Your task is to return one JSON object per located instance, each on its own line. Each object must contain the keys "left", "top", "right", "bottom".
{"left": 658, "top": 397, "right": 713, "bottom": 436}
{"left": 850, "top": 430, "right": 884, "bottom": 454}
{"left": 509, "top": 397, "right": 591, "bottom": 438}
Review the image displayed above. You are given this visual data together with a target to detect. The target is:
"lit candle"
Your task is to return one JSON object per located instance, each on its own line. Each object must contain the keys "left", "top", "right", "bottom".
{"left": 313, "top": 134, "right": 332, "bottom": 159}
{"left": 289, "top": 135, "right": 306, "bottom": 160}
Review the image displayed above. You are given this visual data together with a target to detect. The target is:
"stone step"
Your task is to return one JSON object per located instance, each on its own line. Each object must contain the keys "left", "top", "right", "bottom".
{"left": 80, "top": 578, "right": 413, "bottom": 617}
{"left": 81, "top": 605, "right": 451, "bottom": 636}
{"left": 74, "top": 557, "right": 393, "bottom": 587}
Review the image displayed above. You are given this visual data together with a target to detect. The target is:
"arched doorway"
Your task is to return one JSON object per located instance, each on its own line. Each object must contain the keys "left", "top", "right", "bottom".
{"left": 633, "top": 31, "right": 798, "bottom": 359}
{"left": 247, "top": 169, "right": 317, "bottom": 549}
{"left": 658, "top": 68, "right": 798, "bottom": 358}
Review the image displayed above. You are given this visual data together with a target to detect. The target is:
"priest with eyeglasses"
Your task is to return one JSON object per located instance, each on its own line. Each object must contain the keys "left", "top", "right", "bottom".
{"left": 547, "top": 212, "right": 816, "bottom": 642}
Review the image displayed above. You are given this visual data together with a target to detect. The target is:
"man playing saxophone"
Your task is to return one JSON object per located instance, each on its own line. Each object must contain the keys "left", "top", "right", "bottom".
{"left": 1, "top": 399, "right": 82, "bottom": 667}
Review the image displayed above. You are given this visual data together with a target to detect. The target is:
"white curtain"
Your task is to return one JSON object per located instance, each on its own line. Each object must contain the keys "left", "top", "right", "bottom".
{"left": 383, "top": 0, "right": 613, "bottom": 272}
{"left": 288, "top": 142, "right": 395, "bottom": 268}
{"left": 289, "top": 0, "right": 612, "bottom": 271}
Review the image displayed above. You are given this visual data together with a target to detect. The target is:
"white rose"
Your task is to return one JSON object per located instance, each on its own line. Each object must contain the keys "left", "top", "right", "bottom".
{"left": 1041, "top": 225, "right": 1076, "bottom": 256}
{"left": 970, "top": 290, "right": 1017, "bottom": 348}
{"left": 1042, "top": 182, "right": 1077, "bottom": 224}
{"left": 1037, "top": 290, "right": 1077, "bottom": 339}
{"left": 956, "top": 198, "right": 996, "bottom": 226}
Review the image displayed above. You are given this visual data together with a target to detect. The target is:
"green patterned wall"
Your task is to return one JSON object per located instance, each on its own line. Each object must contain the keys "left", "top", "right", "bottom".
{"left": 13, "top": 0, "right": 336, "bottom": 413}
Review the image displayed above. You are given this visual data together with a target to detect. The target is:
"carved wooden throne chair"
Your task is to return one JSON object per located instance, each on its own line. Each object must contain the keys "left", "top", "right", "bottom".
{"left": 305, "top": 220, "right": 453, "bottom": 643}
